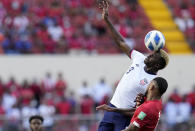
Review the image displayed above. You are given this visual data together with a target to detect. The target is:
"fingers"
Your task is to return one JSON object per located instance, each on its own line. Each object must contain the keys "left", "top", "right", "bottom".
{"left": 98, "top": 2, "right": 104, "bottom": 9}
{"left": 96, "top": 104, "right": 106, "bottom": 110}
{"left": 96, "top": 105, "right": 103, "bottom": 110}
{"left": 98, "top": 0, "right": 109, "bottom": 9}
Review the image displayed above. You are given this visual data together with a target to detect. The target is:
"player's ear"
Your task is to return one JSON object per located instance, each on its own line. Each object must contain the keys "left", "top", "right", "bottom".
{"left": 150, "top": 83, "right": 156, "bottom": 90}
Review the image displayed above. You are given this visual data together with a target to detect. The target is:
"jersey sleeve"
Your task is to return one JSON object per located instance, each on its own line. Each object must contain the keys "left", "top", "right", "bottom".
{"left": 132, "top": 106, "right": 151, "bottom": 128}
{"left": 130, "top": 50, "right": 146, "bottom": 62}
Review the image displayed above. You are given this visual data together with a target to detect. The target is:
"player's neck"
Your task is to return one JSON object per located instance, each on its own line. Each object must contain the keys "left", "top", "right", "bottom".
{"left": 146, "top": 95, "right": 161, "bottom": 101}
{"left": 144, "top": 66, "right": 157, "bottom": 75}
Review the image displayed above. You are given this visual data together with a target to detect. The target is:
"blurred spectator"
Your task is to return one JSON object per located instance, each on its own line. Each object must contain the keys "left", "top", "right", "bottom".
{"left": 30, "top": 79, "right": 43, "bottom": 107}
{"left": 79, "top": 95, "right": 94, "bottom": 131}
{"left": 164, "top": 97, "right": 178, "bottom": 130}
{"left": 48, "top": 22, "right": 63, "bottom": 42}
{"left": 56, "top": 96, "right": 71, "bottom": 115}
{"left": 175, "top": 10, "right": 194, "bottom": 32}
{"left": 55, "top": 72, "right": 67, "bottom": 97}
{"left": 0, "top": 99, "right": 5, "bottom": 131}
{"left": 186, "top": 85, "right": 195, "bottom": 113}
{"left": 21, "top": 100, "right": 38, "bottom": 129}
{"left": 42, "top": 72, "right": 55, "bottom": 92}
{"left": 15, "top": 35, "right": 32, "bottom": 54}
{"left": 5, "top": 103, "right": 20, "bottom": 131}
{"left": 67, "top": 92, "right": 77, "bottom": 114}
{"left": 177, "top": 95, "right": 191, "bottom": 131}
{"left": 92, "top": 78, "right": 112, "bottom": 106}
{"left": 39, "top": 97, "right": 55, "bottom": 131}
{"left": 78, "top": 81, "right": 92, "bottom": 98}
{"left": 5, "top": 77, "right": 20, "bottom": 97}
{"left": 0, "top": 78, "right": 4, "bottom": 97}
{"left": 0, "top": 2, "right": 6, "bottom": 27}
{"left": 80, "top": 95, "right": 94, "bottom": 115}
{"left": 13, "top": 14, "right": 29, "bottom": 32}
{"left": 169, "top": 88, "right": 182, "bottom": 103}
{"left": 2, "top": 89, "right": 16, "bottom": 111}
{"left": 55, "top": 36, "right": 69, "bottom": 53}
{"left": 20, "top": 80, "right": 34, "bottom": 106}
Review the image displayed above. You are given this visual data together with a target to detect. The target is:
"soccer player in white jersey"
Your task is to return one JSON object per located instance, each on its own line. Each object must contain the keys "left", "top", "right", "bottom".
{"left": 98, "top": 0, "right": 169, "bottom": 131}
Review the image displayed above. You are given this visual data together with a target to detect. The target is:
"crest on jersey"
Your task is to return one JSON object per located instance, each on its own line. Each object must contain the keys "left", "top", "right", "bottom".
{"left": 140, "top": 78, "right": 148, "bottom": 86}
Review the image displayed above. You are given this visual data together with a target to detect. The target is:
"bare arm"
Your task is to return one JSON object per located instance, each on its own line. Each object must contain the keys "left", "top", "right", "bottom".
{"left": 99, "top": 0, "right": 132, "bottom": 56}
{"left": 121, "top": 123, "right": 139, "bottom": 131}
{"left": 96, "top": 104, "right": 135, "bottom": 116}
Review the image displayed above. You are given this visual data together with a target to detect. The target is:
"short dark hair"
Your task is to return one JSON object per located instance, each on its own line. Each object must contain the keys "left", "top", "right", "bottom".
{"left": 153, "top": 77, "right": 168, "bottom": 96}
{"left": 29, "top": 115, "right": 44, "bottom": 123}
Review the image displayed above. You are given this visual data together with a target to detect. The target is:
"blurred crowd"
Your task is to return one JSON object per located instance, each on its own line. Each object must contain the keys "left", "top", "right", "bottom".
{"left": 0, "top": 73, "right": 113, "bottom": 131}
{"left": 165, "top": 0, "right": 195, "bottom": 51}
{"left": 0, "top": 0, "right": 152, "bottom": 54}
{"left": 0, "top": 0, "right": 194, "bottom": 54}
{"left": 0, "top": 73, "right": 194, "bottom": 130}
{"left": 163, "top": 88, "right": 195, "bottom": 131}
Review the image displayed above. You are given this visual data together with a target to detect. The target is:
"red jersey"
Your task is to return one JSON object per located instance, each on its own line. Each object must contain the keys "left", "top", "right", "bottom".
{"left": 131, "top": 100, "right": 162, "bottom": 131}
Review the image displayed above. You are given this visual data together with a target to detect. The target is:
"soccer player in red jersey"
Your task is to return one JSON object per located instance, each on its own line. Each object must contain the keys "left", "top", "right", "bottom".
{"left": 97, "top": 77, "right": 168, "bottom": 131}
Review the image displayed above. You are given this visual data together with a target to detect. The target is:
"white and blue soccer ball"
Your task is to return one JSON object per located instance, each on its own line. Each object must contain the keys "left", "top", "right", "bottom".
{"left": 144, "top": 30, "right": 165, "bottom": 51}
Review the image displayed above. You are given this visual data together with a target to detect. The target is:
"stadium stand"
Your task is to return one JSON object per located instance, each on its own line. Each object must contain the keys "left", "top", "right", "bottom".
{"left": 139, "top": 0, "right": 192, "bottom": 54}
{"left": 0, "top": 0, "right": 152, "bottom": 54}
{"left": 164, "top": 0, "right": 195, "bottom": 52}
{"left": 0, "top": 0, "right": 194, "bottom": 54}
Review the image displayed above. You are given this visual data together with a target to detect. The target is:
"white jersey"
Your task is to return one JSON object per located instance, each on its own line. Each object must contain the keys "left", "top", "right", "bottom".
{"left": 110, "top": 50, "right": 157, "bottom": 108}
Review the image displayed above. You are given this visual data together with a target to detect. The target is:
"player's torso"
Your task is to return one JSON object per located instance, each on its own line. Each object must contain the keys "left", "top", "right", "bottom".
{"left": 110, "top": 60, "right": 156, "bottom": 108}
{"left": 132, "top": 101, "right": 162, "bottom": 131}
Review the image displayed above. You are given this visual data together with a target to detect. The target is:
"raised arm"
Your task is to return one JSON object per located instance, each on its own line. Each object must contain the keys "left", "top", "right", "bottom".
{"left": 98, "top": 0, "right": 133, "bottom": 56}
{"left": 96, "top": 104, "right": 135, "bottom": 116}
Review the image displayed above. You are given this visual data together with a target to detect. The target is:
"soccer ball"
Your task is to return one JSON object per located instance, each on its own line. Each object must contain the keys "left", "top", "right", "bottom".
{"left": 144, "top": 30, "right": 165, "bottom": 51}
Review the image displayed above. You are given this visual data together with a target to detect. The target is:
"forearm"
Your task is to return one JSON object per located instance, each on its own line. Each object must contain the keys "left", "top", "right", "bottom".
{"left": 99, "top": 0, "right": 132, "bottom": 55}
{"left": 104, "top": 18, "right": 125, "bottom": 44}
{"left": 112, "top": 107, "right": 135, "bottom": 117}
{"left": 104, "top": 17, "right": 132, "bottom": 55}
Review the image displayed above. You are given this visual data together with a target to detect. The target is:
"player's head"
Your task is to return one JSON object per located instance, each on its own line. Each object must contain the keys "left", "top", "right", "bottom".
{"left": 29, "top": 115, "right": 44, "bottom": 131}
{"left": 145, "top": 77, "right": 168, "bottom": 98}
{"left": 144, "top": 49, "right": 169, "bottom": 71}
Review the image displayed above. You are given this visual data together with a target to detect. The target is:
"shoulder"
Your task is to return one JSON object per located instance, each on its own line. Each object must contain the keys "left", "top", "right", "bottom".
{"left": 137, "top": 101, "right": 158, "bottom": 113}
{"left": 130, "top": 50, "right": 146, "bottom": 61}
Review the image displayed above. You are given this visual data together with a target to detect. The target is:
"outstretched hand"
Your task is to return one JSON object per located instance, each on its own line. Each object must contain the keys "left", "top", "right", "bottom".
{"left": 96, "top": 104, "right": 114, "bottom": 112}
{"left": 135, "top": 93, "right": 145, "bottom": 108}
{"left": 98, "top": 0, "right": 109, "bottom": 20}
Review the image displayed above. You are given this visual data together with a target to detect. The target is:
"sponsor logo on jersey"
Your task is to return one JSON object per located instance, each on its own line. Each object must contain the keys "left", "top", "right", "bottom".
{"left": 140, "top": 78, "right": 148, "bottom": 86}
